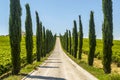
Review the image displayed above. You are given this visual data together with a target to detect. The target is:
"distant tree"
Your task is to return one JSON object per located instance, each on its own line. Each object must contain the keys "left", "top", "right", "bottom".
{"left": 45, "top": 29, "right": 55, "bottom": 53}
{"left": 40, "top": 22, "right": 43, "bottom": 58}
{"left": 102, "top": 0, "right": 113, "bottom": 74}
{"left": 36, "top": 11, "right": 41, "bottom": 61}
{"left": 43, "top": 26, "right": 46, "bottom": 57}
{"left": 69, "top": 30, "right": 72, "bottom": 54}
{"left": 88, "top": 11, "right": 96, "bottom": 66}
{"left": 73, "top": 20, "right": 78, "bottom": 58}
{"left": 9, "top": 0, "right": 22, "bottom": 74}
{"left": 78, "top": 15, "right": 83, "bottom": 59}
{"left": 62, "top": 32, "right": 66, "bottom": 50}
{"left": 66, "top": 30, "right": 69, "bottom": 52}
{"left": 45, "top": 29, "right": 49, "bottom": 54}
{"left": 25, "top": 3, "right": 33, "bottom": 64}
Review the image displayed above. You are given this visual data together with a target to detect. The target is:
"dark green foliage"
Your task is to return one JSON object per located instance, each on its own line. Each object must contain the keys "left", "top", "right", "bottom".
{"left": 25, "top": 3, "right": 33, "bottom": 64}
{"left": 60, "top": 30, "right": 69, "bottom": 52}
{"left": 46, "top": 29, "right": 55, "bottom": 53}
{"left": 66, "top": 30, "right": 69, "bottom": 52}
{"left": 9, "top": 0, "right": 22, "bottom": 75}
{"left": 40, "top": 22, "right": 43, "bottom": 58}
{"left": 35, "top": 12, "right": 55, "bottom": 61}
{"left": 60, "top": 34, "right": 64, "bottom": 48}
{"left": 45, "top": 30, "right": 49, "bottom": 53}
{"left": 88, "top": 11, "right": 96, "bottom": 66}
{"left": 78, "top": 15, "right": 83, "bottom": 59}
{"left": 69, "top": 30, "right": 72, "bottom": 54}
{"left": 102, "top": 0, "right": 113, "bottom": 74}
{"left": 43, "top": 26, "right": 46, "bottom": 57}
{"left": 72, "top": 20, "right": 78, "bottom": 58}
{"left": 36, "top": 11, "right": 41, "bottom": 61}
{"left": 63, "top": 30, "right": 69, "bottom": 52}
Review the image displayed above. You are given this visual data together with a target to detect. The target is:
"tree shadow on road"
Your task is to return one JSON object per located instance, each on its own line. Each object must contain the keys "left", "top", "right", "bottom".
{"left": 47, "top": 58, "right": 61, "bottom": 60}
{"left": 26, "top": 75, "right": 66, "bottom": 80}
{"left": 39, "top": 66, "right": 59, "bottom": 68}
{"left": 45, "top": 61, "right": 62, "bottom": 63}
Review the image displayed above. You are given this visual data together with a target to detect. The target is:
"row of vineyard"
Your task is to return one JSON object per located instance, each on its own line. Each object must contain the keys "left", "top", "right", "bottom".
{"left": 0, "top": 35, "right": 55, "bottom": 76}
{"left": 60, "top": 36, "right": 120, "bottom": 65}
{"left": 0, "top": 1, "right": 56, "bottom": 76}
{"left": 60, "top": 0, "right": 120, "bottom": 74}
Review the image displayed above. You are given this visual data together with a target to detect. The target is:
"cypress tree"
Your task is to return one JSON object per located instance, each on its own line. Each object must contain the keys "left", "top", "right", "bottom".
{"left": 45, "top": 29, "right": 54, "bottom": 53}
{"left": 49, "top": 30, "right": 54, "bottom": 51}
{"left": 88, "top": 11, "right": 96, "bottom": 66}
{"left": 78, "top": 15, "right": 83, "bottom": 59}
{"left": 102, "top": 0, "right": 113, "bottom": 73}
{"left": 43, "top": 26, "right": 46, "bottom": 57}
{"left": 72, "top": 27, "right": 74, "bottom": 56}
{"left": 66, "top": 30, "right": 68, "bottom": 52}
{"left": 73, "top": 20, "right": 78, "bottom": 58}
{"left": 25, "top": 4, "right": 33, "bottom": 64}
{"left": 36, "top": 11, "right": 41, "bottom": 61}
{"left": 69, "top": 30, "right": 71, "bottom": 54}
{"left": 40, "top": 22, "right": 43, "bottom": 58}
{"left": 63, "top": 32, "right": 66, "bottom": 50}
{"left": 9, "top": 0, "right": 22, "bottom": 74}
{"left": 54, "top": 34, "right": 56, "bottom": 46}
{"left": 46, "top": 29, "right": 49, "bottom": 53}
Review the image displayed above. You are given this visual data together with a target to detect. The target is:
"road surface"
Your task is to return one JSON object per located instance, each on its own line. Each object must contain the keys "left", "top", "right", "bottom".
{"left": 22, "top": 37, "right": 98, "bottom": 80}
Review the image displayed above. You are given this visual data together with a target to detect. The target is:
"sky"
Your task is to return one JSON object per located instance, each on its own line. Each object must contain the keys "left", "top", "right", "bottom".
{"left": 0, "top": 0, "right": 120, "bottom": 39}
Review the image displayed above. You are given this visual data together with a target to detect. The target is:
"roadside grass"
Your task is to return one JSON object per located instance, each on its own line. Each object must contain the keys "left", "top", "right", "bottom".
{"left": 65, "top": 38, "right": 120, "bottom": 80}
{"left": 3, "top": 53, "right": 51, "bottom": 80}
{"left": 65, "top": 50, "right": 120, "bottom": 80}
{"left": 0, "top": 36, "right": 56, "bottom": 79}
{"left": 109, "top": 74, "right": 120, "bottom": 80}
{"left": 61, "top": 37, "right": 120, "bottom": 80}
{"left": 0, "top": 36, "right": 37, "bottom": 76}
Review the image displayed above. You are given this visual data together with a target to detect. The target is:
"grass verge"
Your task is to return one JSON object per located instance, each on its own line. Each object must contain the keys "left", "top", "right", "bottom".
{"left": 65, "top": 51, "right": 120, "bottom": 80}
{"left": 3, "top": 53, "right": 51, "bottom": 80}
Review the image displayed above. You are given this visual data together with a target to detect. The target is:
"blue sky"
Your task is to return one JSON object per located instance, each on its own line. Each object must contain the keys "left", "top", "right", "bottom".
{"left": 0, "top": 0, "right": 120, "bottom": 39}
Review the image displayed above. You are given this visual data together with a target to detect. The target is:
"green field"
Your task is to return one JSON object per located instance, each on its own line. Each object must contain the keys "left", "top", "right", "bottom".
{"left": 0, "top": 36, "right": 120, "bottom": 78}
{"left": 62, "top": 38, "right": 120, "bottom": 80}
{"left": 0, "top": 36, "right": 36, "bottom": 76}
{"left": 82, "top": 38, "right": 120, "bottom": 64}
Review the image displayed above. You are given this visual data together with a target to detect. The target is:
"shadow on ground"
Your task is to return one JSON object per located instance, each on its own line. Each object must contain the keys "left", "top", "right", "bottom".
{"left": 45, "top": 61, "right": 62, "bottom": 63}
{"left": 39, "top": 66, "right": 59, "bottom": 68}
{"left": 26, "top": 75, "right": 66, "bottom": 80}
{"left": 47, "top": 58, "right": 61, "bottom": 60}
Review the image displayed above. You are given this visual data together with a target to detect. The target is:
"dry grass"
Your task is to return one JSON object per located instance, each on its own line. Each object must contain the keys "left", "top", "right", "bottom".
{"left": 82, "top": 54, "right": 120, "bottom": 74}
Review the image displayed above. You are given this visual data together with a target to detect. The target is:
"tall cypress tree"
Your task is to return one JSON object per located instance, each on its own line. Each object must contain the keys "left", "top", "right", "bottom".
{"left": 43, "top": 26, "right": 46, "bottom": 57}
{"left": 78, "top": 15, "right": 83, "bottom": 59}
{"left": 9, "top": 0, "right": 22, "bottom": 74}
{"left": 45, "top": 29, "right": 54, "bottom": 53}
{"left": 102, "top": 0, "right": 113, "bottom": 73}
{"left": 40, "top": 22, "right": 43, "bottom": 57}
{"left": 69, "top": 30, "right": 71, "bottom": 54}
{"left": 72, "top": 27, "right": 74, "bottom": 56}
{"left": 73, "top": 20, "right": 78, "bottom": 58}
{"left": 66, "top": 30, "right": 68, "bottom": 52}
{"left": 25, "top": 4, "right": 33, "bottom": 64}
{"left": 36, "top": 11, "right": 41, "bottom": 61}
{"left": 46, "top": 29, "right": 49, "bottom": 53}
{"left": 88, "top": 11, "right": 96, "bottom": 66}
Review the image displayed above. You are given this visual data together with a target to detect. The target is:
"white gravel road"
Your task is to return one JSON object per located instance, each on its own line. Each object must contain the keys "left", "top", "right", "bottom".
{"left": 22, "top": 37, "right": 98, "bottom": 80}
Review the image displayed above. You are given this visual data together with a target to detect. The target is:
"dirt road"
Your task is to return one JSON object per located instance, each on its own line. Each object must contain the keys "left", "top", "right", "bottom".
{"left": 22, "top": 37, "right": 98, "bottom": 80}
